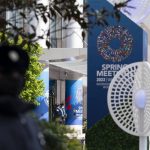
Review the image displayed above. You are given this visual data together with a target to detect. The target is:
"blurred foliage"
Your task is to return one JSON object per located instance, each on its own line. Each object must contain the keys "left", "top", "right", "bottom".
{"left": 39, "top": 120, "right": 83, "bottom": 150}
{"left": 20, "top": 42, "right": 44, "bottom": 105}
{"left": 0, "top": 0, "right": 127, "bottom": 48}
{"left": 0, "top": 34, "right": 44, "bottom": 105}
{"left": 83, "top": 118, "right": 87, "bottom": 133}
{"left": 86, "top": 115, "right": 139, "bottom": 150}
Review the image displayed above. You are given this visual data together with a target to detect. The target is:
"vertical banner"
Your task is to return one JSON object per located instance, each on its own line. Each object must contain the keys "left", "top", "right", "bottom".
{"left": 88, "top": 0, "right": 148, "bottom": 128}
{"left": 35, "top": 67, "right": 49, "bottom": 121}
{"left": 65, "top": 80, "right": 83, "bottom": 125}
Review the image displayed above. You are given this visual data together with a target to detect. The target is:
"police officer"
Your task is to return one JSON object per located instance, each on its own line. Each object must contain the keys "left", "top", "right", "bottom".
{"left": 0, "top": 44, "right": 44, "bottom": 150}
{"left": 60, "top": 103, "right": 67, "bottom": 124}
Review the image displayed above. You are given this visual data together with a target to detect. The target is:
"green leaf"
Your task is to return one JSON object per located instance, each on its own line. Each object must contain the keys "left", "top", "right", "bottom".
{"left": 19, "top": 12, "right": 26, "bottom": 19}
{"left": 46, "top": 40, "right": 51, "bottom": 48}
{"left": 42, "top": 14, "right": 47, "bottom": 23}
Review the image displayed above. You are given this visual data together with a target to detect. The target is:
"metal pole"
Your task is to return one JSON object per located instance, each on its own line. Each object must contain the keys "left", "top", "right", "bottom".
{"left": 139, "top": 136, "right": 147, "bottom": 150}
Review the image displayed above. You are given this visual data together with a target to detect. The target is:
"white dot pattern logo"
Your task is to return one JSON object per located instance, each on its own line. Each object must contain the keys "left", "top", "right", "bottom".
{"left": 97, "top": 26, "right": 133, "bottom": 62}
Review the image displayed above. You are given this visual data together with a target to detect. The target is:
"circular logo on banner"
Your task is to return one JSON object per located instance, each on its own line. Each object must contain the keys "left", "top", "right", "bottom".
{"left": 97, "top": 26, "right": 133, "bottom": 62}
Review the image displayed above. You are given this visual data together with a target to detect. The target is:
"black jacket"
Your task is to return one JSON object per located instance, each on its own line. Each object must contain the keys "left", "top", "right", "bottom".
{"left": 0, "top": 95, "right": 43, "bottom": 150}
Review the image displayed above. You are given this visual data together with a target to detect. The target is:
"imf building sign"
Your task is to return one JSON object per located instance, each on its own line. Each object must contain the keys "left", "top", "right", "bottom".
{"left": 87, "top": 0, "right": 148, "bottom": 128}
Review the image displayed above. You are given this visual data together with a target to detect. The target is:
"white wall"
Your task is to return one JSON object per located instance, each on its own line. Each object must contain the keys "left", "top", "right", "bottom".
{"left": 40, "top": 48, "right": 87, "bottom": 60}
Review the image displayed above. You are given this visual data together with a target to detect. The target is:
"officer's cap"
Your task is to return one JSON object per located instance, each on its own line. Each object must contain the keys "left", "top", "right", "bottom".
{"left": 0, "top": 45, "right": 29, "bottom": 74}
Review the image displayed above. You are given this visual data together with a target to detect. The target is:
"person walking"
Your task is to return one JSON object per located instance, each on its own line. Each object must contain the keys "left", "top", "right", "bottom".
{"left": 0, "top": 44, "right": 44, "bottom": 150}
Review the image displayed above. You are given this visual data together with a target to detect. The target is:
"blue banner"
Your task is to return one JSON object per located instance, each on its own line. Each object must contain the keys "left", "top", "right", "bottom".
{"left": 65, "top": 80, "right": 83, "bottom": 125}
{"left": 88, "top": 0, "right": 148, "bottom": 128}
{"left": 35, "top": 67, "right": 49, "bottom": 121}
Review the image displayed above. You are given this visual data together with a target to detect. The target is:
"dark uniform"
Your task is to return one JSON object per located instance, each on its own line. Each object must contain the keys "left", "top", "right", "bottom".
{"left": 0, "top": 45, "right": 44, "bottom": 150}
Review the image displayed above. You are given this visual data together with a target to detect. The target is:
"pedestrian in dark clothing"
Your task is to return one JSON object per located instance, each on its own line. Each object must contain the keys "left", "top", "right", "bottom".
{"left": 60, "top": 103, "right": 67, "bottom": 124}
{"left": 0, "top": 45, "right": 44, "bottom": 150}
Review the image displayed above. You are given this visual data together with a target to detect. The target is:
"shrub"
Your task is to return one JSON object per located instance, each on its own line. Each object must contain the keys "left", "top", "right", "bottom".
{"left": 86, "top": 115, "right": 139, "bottom": 150}
{"left": 20, "top": 42, "right": 44, "bottom": 105}
{"left": 39, "top": 120, "right": 83, "bottom": 150}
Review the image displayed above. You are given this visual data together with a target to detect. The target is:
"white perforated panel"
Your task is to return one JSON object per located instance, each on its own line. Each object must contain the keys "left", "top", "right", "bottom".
{"left": 107, "top": 62, "right": 150, "bottom": 136}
